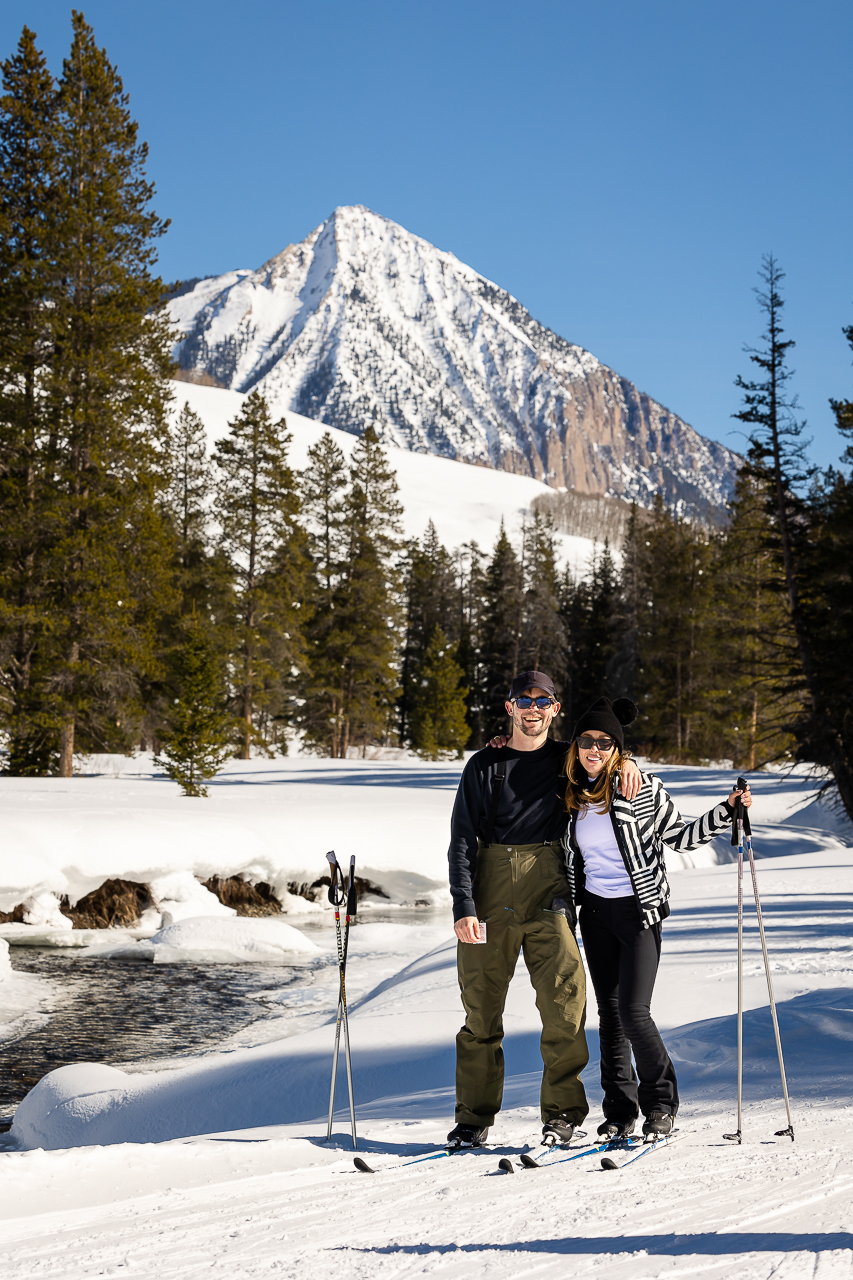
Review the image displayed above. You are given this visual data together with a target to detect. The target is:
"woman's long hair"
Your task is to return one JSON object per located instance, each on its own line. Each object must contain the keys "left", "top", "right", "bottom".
{"left": 563, "top": 740, "right": 624, "bottom": 814}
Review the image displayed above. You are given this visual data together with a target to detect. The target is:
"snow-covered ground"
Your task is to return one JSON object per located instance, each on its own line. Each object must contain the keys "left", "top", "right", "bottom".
{"left": 171, "top": 380, "right": 601, "bottom": 575}
{"left": 2, "top": 758, "right": 853, "bottom": 1277}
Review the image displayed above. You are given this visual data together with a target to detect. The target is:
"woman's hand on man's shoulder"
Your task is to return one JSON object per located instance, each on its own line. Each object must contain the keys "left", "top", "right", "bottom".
{"left": 618, "top": 756, "right": 643, "bottom": 801}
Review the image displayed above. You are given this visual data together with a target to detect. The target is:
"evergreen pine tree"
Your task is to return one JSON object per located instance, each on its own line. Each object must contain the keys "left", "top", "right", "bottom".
{"left": 733, "top": 255, "right": 853, "bottom": 816}
{"left": 0, "top": 28, "right": 60, "bottom": 773}
{"left": 712, "top": 459, "right": 798, "bottom": 768}
{"left": 479, "top": 523, "right": 522, "bottom": 734}
{"left": 410, "top": 627, "right": 470, "bottom": 759}
{"left": 214, "top": 390, "right": 306, "bottom": 758}
{"left": 138, "top": 401, "right": 234, "bottom": 754}
{"left": 299, "top": 432, "right": 348, "bottom": 753}
{"left": 636, "top": 499, "right": 714, "bottom": 760}
{"left": 454, "top": 540, "right": 487, "bottom": 747}
{"left": 399, "top": 521, "right": 458, "bottom": 743}
{"left": 608, "top": 504, "right": 643, "bottom": 705}
{"left": 518, "top": 513, "right": 567, "bottom": 703}
{"left": 0, "top": 15, "right": 178, "bottom": 774}
{"left": 155, "top": 614, "right": 232, "bottom": 797}
{"left": 792, "top": 323, "right": 853, "bottom": 801}
{"left": 301, "top": 427, "right": 402, "bottom": 756}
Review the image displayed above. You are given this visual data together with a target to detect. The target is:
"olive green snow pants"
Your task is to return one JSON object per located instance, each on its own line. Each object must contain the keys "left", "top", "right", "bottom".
{"left": 455, "top": 841, "right": 589, "bottom": 1127}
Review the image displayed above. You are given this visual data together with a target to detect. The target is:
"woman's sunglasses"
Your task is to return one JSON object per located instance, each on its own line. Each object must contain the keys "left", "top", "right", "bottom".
{"left": 576, "top": 735, "right": 616, "bottom": 752}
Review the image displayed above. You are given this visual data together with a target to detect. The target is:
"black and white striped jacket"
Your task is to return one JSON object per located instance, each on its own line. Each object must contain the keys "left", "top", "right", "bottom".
{"left": 562, "top": 771, "right": 733, "bottom": 930}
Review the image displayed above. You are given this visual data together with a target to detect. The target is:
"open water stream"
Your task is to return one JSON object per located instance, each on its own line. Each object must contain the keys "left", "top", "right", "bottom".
{"left": 0, "top": 949, "right": 319, "bottom": 1128}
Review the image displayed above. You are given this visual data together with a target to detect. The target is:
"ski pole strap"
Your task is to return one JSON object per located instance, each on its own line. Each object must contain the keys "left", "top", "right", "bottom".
{"left": 326, "top": 851, "right": 346, "bottom": 906}
{"left": 482, "top": 755, "right": 507, "bottom": 846}
{"left": 730, "top": 776, "right": 752, "bottom": 845}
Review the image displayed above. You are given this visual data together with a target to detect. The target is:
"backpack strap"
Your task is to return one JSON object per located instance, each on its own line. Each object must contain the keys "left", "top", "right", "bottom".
{"left": 481, "top": 755, "right": 507, "bottom": 846}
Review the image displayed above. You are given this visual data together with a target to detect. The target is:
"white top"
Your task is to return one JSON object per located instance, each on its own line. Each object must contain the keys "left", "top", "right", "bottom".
{"left": 576, "top": 799, "right": 634, "bottom": 899}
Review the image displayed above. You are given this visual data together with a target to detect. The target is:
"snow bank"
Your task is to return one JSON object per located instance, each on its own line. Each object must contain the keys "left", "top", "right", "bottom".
{"left": 0, "top": 937, "right": 54, "bottom": 1049}
{"left": 75, "top": 917, "right": 322, "bottom": 964}
{"left": 20, "top": 891, "right": 71, "bottom": 931}
{"left": 148, "top": 870, "right": 235, "bottom": 926}
{"left": 145, "top": 916, "right": 320, "bottom": 963}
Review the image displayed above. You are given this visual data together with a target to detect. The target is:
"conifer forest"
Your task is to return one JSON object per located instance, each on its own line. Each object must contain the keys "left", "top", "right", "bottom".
{"left": 1, "top": 18, "right": 852, "bottom": 821}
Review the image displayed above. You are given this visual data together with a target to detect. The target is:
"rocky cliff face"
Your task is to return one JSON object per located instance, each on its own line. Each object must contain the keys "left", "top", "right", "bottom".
{"left": 168, "top": 205, "right": 738, "bottom": 520}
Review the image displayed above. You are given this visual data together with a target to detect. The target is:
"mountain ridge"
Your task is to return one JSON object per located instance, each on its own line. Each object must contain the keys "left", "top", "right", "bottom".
{"left": 168, "top": 205, "right": 739, "bottom": 520}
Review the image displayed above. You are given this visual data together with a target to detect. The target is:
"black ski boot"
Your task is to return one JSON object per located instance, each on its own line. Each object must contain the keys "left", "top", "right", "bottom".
{"left": 446, "top": 1123, "right": 489, "bottom": 1149}
{"left": 541, "top": 1117, "right": 579, "bottom": 1147}
{"left": 642, "top": 1110, "right": 674, "bottom": 1140}
{"left": 597, "top": 1119, "right": 636, "bottom": 1141}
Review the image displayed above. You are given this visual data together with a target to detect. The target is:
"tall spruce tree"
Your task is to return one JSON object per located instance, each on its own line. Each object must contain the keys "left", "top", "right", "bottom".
{"left": 0, "top": 28, "right": 60, "bottom": 772}
{"left": 399, "top": 521, "right": 458, "bottom": 743}
{"left": 301, "top": 427, "right": 402, "bottom": 756}
{"left": 608, "top": 504, "right": 643, "bottom": 705}
{"left": 454, "top": 540, "right": 487, "bottom": 747}
{"left": 734, "top": 258, "right": 853, "bottom": 815}
{"left": 562, "top": 541, "right": 621, "bottom": 727}
{"left": 0, "top": 16, "right": 177, "bottom": 775}
{"left": 409, "top": 627, "right": 469, "bottom": 760}
{"left": 791, "top": 323, "right": 853, "bottom": 799}
{"left": 214, "top": 390, "right": 306, "bottom": 758}
{"left": 138, "top": 401, "right": 234, "bottom": 754}
{"left": 712, "top": 459, "right": 798, "bottom": 768}
{"left": 518, "top": 513, "right": 567, "bottom": 701}
{"left": 635, "top": 499, "right": 714, "bottom": 760}
{"left": 479, "top": 523, "right": 523, "bottom": 734}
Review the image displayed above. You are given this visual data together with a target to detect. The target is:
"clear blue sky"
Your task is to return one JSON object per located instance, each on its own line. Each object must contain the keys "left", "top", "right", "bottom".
{"left": 3, "top": 1, "right": 851, "bottom": 467}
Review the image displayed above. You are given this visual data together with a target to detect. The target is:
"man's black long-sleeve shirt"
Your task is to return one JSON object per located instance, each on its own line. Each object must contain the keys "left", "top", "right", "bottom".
{"left": 448, "top": 740, "right": 569, "bottom": 921}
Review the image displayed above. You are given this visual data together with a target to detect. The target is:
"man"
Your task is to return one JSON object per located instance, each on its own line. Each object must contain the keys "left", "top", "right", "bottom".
{"left": 446, "top": 670, "right": 642, "bottom": 1148}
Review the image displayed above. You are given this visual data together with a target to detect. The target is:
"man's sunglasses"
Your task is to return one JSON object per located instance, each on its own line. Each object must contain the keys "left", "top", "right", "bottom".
{"left": 512, "top": 695, "right": 556, "bottom": 710}
{"left": 576, "top": 735, "right": 616, "bottom": 752}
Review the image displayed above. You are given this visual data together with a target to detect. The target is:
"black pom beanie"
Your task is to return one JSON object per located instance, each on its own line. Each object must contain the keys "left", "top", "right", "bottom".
{"left": 572, "top": 697, "right": 639, "bottom": 751}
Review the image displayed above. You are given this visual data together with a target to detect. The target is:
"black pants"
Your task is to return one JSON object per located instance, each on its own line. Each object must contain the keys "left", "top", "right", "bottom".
{"left": 579, "top": 891, "right": 679, "bottom": 1121}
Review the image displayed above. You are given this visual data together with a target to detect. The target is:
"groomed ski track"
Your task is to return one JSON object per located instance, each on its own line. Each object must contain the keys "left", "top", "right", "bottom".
{"left": 2, "top": 757, "right": 853, "bottom": 1277}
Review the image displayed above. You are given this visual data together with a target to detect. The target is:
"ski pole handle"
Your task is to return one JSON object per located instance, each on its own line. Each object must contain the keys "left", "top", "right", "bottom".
{"left": 730, "top": 777, "right": 752, "bottom": 845}
{"left": 326, "top": 850, "right": 345, "bottom": 906}
{"left": 347, "top": 855, "right": 358, "bottom": 918}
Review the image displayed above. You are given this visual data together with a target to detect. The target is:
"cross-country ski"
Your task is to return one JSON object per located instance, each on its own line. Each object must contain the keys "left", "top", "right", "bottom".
{"left": 601, "top": 1130, "right": 685, "bottom": 1170}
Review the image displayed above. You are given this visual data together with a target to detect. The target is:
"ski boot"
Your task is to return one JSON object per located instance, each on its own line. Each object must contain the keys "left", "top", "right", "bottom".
{"left": 541, "top": 1117, "right": 580, "bottom": 1147}
{"left": 642, "top": 1110, "right": 674, "bottom": 1141}
{"left": 597, "top": 1118, "right": 636, "bottom": 1141}
{"left": 446, "top": 1123, "right": 489, "bottom": 1149}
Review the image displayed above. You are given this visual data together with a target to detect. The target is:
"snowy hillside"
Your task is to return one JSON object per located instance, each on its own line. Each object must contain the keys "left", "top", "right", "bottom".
{"left": 168, "top": 206, "right": 740, "bottom": 522}
{"left": 171, "top": 381, "right": 600, "bottom": 573}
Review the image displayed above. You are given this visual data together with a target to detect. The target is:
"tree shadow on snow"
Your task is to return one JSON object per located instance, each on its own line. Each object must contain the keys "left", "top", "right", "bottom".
{"left": 351, "top": 1231, "right": 853, "bottom": 1257}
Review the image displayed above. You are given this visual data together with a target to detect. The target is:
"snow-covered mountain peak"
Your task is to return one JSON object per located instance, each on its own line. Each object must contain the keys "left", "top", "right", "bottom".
{"left": 169, "top": 205, "right": 739, "bottom": 520}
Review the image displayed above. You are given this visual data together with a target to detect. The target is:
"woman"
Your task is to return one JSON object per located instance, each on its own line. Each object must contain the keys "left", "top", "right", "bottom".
{"left": 565, "top": 696, "right": 752, "bottom": 1140}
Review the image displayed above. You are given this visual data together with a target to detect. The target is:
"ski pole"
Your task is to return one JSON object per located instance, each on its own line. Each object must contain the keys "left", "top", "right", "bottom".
{"left": 723, "top": 778, "right": 794, "bottom": 1143}
{"left": 339, "top": 855, "right": 358, "bottom": 1149}
{"left": 723, "top": 799, "right": 745, "bottom": 1145}
{"left": 324, "top": 851, "right": 358, "bottom": 1149}
{"left": 745, "top": 828, "right": 794, "bottom": 1141}
{"left": 325, "top": 851, "right": 345, "bottom": 1142}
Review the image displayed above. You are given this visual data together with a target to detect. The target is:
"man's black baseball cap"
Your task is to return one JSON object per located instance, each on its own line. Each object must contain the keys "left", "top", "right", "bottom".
{"left": 508, "top": 670, "right": 558, "bottom": 701}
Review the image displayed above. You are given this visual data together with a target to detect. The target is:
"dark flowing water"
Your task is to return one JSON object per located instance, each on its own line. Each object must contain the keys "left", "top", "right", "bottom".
{"left": 0, "top": 949, "right": 311, "bottom": 1129}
